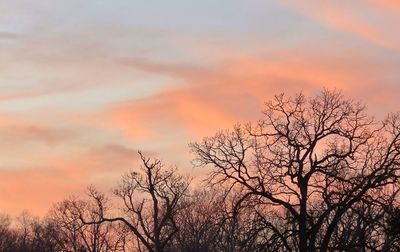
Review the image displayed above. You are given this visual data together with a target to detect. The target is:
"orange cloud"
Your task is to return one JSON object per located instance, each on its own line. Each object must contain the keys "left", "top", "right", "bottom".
{"left": 108, "top": 89, "right": 238, "bottom": 140}
{"left": 0, "top": 143, "right": 146, "bottom": 216}
{"left": 99, "top": 50, "right": 395, "bottom": 146}
{"left": 47, "top": 144, "right": 142, "bottom": 180}
{"left": 1, "top": 125, "right": 72, "bottom": 146}
{"left": 278, "top": 1, "right": 399, "bottom": 51}
{"left": 370, "top": 0, "right": 400, "bottom": 13}
{"left": 0, "top": 167, "right": 78, "bottom": 216}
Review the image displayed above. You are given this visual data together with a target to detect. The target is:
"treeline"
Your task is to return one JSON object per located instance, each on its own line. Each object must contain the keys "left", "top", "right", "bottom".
{"left": 2, "top": 90, "right": 400, "bottom": 252}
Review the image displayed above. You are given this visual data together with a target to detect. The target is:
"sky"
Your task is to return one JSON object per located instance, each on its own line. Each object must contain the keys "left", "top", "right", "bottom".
{"left": 1, "top": 0, "right": 400, "bottom": 216}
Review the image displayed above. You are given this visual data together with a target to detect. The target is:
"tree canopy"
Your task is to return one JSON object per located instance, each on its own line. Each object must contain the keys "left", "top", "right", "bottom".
{"left": 1, "top": 89, "right": 399, "bottom": 252}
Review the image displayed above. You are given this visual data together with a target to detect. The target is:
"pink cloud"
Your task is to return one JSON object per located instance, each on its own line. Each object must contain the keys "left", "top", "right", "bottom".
{"left": 278, "top": 1, "right": 400, "bottom": 51}
{"left": 0, "top": 167, "right": 78, "bottom": 216}
{"left": 92, "top": 47, "right": 400, "bottom": 153}
{"left": 370, "top": 0, "right": 400, "bottom": 13}
{"left": 0, "top": 142, "right": 147, "bottom": 216}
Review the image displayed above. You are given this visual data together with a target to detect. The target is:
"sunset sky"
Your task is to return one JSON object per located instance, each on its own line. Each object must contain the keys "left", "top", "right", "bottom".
{"left": 1, "top": 0, "right": 400, "bottom": 216}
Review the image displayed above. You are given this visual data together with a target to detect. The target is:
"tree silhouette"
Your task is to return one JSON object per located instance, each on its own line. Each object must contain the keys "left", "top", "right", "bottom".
{"left": 78, "top": 152, "right": 191, "bottom": 252}
{"left": 2, "top": 89, "right": 399, "bottom": 251}
{"left": 191, "top": 89, "right": 400, "bottom": 252}
{"left": 49, "top": 196, "right": 125, "bottom": 252}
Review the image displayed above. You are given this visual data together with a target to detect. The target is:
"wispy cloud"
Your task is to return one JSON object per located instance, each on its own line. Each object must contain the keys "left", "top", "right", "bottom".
{"left": 0, "top": 143, "right": 147, "bottom": 215}
{"left": 100, "top": 49, "right": 400, "bottom": 144}
{"left": 278, "top": 1, "right": 400, "bottom": 51}
{"left": 369, "top": 0, "right": 400, "bottom": 13}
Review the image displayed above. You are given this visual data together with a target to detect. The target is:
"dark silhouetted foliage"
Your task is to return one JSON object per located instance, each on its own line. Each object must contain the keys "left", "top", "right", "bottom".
{"left": 1, "top": 90, "right": 399, "bottom": 252}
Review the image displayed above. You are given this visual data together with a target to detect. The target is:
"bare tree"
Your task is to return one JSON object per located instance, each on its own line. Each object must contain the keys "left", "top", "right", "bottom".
{"left": 385, "top": 202, "right": 400, "bottom": 251}
{"left": 0, "top": 212, "right": 63, "bottom": 252}
{"left": 28, "top": 217, "right": 63, "bottom": 252}
{"left": 79, "top": 152, "right": 191, "bottom": 252}
{"left": 190, "top": 89, "right": 400, "bottom": 252}
{"left": 49, "top": 196, "right": 125, "bottom": 252}
{"left": 174, "top": 184, "right": 296, "bottom": 252}
{"left": 171, "top": 189, "right": 228, "bottom": 252}
{"left": 0, "top": 214, "right": 17, "bottom": 251}
{"left": 214, "top": 188, "right": 294, "bottom": 252}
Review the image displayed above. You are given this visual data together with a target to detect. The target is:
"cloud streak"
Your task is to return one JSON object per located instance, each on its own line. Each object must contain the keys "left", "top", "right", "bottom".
{"left": 278, "top": 1, "right": 400, "bottom": 51}
{"left": 101, "top": 48, "right": 400, "bottom": 146}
